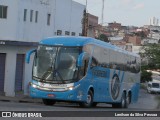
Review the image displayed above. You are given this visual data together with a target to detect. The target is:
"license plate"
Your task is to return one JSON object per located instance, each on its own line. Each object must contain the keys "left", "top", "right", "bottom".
{"left": 47, "top": 94, "right": 55, "bottom": 98}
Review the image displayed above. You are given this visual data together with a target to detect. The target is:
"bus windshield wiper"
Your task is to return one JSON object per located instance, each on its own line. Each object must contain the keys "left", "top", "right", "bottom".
{"left": 53, "top": 69, "right": 66, "bottom": 84}
{"left": 40, "top": 66, "right": 53, "bottom": 82}
{"left": 40, "top": 48, "right": 58, "bottom": 82}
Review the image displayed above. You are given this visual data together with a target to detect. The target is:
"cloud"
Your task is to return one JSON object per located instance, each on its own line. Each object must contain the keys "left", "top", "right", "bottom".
{"left": 122, "top": 0, "right": 132, "bottom": 5}
{"left": 133, "top": 3, "right": 144, "bottom": 9}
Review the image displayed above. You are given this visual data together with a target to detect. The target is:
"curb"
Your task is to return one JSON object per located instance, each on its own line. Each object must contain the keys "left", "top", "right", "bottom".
{"left": 0, "top": 97, "right": 42, "bottom": 104}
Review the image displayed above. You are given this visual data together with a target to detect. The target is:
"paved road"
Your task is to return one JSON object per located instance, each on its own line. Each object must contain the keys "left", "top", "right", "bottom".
{"left": 129, "top": 89, "right": 159, "bottom": 110}
{"left": 0, "top": 89, "right": 159, "bottom": 111}
{"left": 0, "top": 89, "right": 159, "bottom": 119}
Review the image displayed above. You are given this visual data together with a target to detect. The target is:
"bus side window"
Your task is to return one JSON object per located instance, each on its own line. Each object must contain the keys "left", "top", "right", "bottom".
{"left": 79, "top": 59, "right": 89, "bottom": 79}
{"left": 84, "top": 60, "right": 89, "bottom": 75}
{"left": 90, "top": 57, "right": 98, "bottom": 68}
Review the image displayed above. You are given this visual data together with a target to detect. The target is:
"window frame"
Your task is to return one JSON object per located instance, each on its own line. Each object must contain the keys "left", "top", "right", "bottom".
{"left": 30, "top": 10, "right": 33, "bottom": 22}
{"left": 65, "top": 31, "right": 70, "bottom": 36}
{"left": 47, "top": 13, "right": 51, "bottom": 25}
{"left": 57, "top": 30, "right": 62, "bottom": 36}
{"left": 35, "top": 11, "right": 38, "bottom": 23}
{"left": 23, "top": 9, "right": 27, "bottom": 21}
{"left": 71, "top": 32, "right": 76, "bottom": 36}
{"left": 0, "top": 5, "right": 8, "bottom": 19}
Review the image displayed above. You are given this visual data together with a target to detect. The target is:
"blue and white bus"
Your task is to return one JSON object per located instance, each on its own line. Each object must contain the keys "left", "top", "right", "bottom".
{"left": 26, "top": 36, "right": 141, "bottom": 108}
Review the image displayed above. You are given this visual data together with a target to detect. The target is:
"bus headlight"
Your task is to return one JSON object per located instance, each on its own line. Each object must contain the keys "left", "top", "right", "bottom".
{"left": 68, "top": 86, "right": 74, "bottom": 90}
{"left": 30, "top": 82, "right": 38, "bottom": 88}
{"left": 32, "top": 84, "right": 38, "bottom": 88}
{"left": 67, "top": 84, "right": 80, "bottom": 91}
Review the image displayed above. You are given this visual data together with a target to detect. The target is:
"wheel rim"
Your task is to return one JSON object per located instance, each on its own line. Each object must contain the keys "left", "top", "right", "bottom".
{"left": 122, "top": 97, "right": 125, "bottom": 108}
{"left": 86, "top": 95, "right": 91, "bottom": 104}
{"left": 128, "top": 96, "right": 130, "bottom": 104}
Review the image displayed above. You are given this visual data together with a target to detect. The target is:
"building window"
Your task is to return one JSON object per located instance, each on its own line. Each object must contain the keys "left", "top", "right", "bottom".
{"left": 47, "top": 14, "right": 51, "bottom": 25}
{"left": 65, "top": 31, "right": 70, "bottom": 36}
{"left": 79, "top": 33, "right": 82, "bottom": 36}
{"left": 0, "top": 5, "right": 8, "bottom": 19}
{"left": 57, "top": 30, "right": 62, "bottom": 36}
{"left": 23, "top": 9, "right": 27, "bottom": 21}
{"left": 35, "top": 11, "right": 38, "bottom": 23}
{"left": 71, "top": 32, "right": 76, "bottom": 36}
{"left": 30, "top": 10, "right": 33, "bottom": 22}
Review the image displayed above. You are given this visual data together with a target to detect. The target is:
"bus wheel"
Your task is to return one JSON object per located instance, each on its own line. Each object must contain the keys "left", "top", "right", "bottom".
{"left": 42, "top": 99, "right": 56, "bottom": 106}
{"left": 112, "top": 92, "right": 127, "bottom": 108}
{"left": 127, "top": 92, "right": 131, "bottom": 105}
{"left": 79, "top": 90, "right": 93, "bottom": 108}
{"left": 125, "top": 95, "right": 129, "bottom": 108}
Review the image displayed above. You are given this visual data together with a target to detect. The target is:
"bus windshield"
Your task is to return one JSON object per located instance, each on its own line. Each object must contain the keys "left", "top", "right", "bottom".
{"left": 33, "top": 45, "right": 81, "bottom": 83}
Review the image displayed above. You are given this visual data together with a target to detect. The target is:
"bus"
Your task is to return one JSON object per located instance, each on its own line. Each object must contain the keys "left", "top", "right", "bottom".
{"left": 26, "top": 36, "right": 141, "bottom": 108}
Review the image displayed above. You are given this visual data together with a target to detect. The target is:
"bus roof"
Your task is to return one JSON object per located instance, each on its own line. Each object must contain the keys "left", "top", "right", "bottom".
{"left": 40, "top": 36, "right": 139, "bottom": 57}
{"left": 40, "top": 36, "right": 91, "bottom": 46}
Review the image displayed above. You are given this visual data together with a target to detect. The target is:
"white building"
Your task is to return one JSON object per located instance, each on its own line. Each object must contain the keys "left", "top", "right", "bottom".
{"left": 0, "top": 0, "right": 85, "bottom": 97}
{"left": 149, "top": 17, "right": 159, "bottom": 26}
{"left": 142, "top": 38, "right": 159, "bottom": 45}
{"left": 132, "top": 46, "right": 142, "bottom": 54}
{"left": 144, "top": 25, "right": 160, "bottom": 31}
{"left": 148, "top": 32, "right": 160, "bottom": 40}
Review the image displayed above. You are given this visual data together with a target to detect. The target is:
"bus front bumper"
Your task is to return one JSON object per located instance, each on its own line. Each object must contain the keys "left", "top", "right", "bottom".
{"left": 29, "top": 86, "right": 84, "bottom": 102}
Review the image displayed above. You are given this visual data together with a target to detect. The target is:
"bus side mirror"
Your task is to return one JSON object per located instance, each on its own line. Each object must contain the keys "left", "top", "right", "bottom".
{"left": 26, "top": 49, "right": 36, "bottom": 64}
{"left": 77, "top": 52, "right": 89, "bottom": 67}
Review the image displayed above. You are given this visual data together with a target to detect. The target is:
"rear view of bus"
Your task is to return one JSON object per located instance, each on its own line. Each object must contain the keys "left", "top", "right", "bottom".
{"left": 26, "top": 36, "right": 141, "bottom": 108}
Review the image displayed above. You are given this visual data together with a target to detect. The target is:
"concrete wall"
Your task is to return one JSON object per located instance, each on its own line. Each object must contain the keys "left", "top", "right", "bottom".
{"left": 132, "top": 46, "right": 142, "bottom": 54}
{"left": 0, "top": 0, "right": 19, "bottom": 40}
{"left": 0, "top": 0, "right": 85, "bottom": 97}
{"left": 0, "top": 0, "right": 85, "bottom": 42}
{"left": 70, "top": 1, "right": 85, "bottom": 36}
{"left": 17, "top": 0, "right": 55, "bottom": 42}
{"left": 54, "top": 0, "right": 84, "bottom": 36}
{"left": 0, "top": 45, "right": 35, "bottom": 96}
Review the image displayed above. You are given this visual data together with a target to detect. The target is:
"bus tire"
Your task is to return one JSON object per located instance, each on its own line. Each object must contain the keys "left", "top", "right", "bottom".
{"left": 42, "top": 99, "right": 56, "bottom": 106}
{"left": 112, "top": 92, "right": 127, "bottom": 108}
{"left": 127, "top": 92, "right": 131, "bottom": 105}
{"left": 79, "top": 90, "right": 93, "bottom": 108}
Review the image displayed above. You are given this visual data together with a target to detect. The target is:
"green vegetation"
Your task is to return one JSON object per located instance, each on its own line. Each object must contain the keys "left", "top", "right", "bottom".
{"left": 140, "top": 44, "right": 160, "bottom": 69}
{"left": 141, "top": 70, "right": 152, "bottom": 83}
{"left": 140, "top": 44, "right": 160, "bottom": 83}
{"left": 97, "top": 34, "right": 110, "bottom": 43}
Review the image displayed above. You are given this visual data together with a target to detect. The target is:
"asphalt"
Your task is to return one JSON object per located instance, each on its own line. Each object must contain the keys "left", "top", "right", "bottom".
{"left": 0, "top": 90, "right": 160, "bottom": 109}
{"left": 0, "top": 95, "right": 42, "bottom": 103}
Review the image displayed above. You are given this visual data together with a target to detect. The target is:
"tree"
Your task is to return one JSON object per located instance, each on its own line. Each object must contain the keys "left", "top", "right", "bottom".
{"left": 140, "top": 44, "right": 160, "bottom": 69}
{"left": 135, "top": 31, "right": 147, "bottom": 38}
{"left": 141, "top": 70, "right": 152, "bottom": 83}
{"left": 98, "top": 34, "right": 110, "bottom": 42}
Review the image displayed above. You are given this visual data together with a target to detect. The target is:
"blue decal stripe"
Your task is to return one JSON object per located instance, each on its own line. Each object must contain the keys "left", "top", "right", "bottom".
{"left": 121, "top": 71, "right": 125, "bottom": 83}
{"left": 118, "top": 70, "right": 120, "bottom": 76}
{"left": 113, "top": 69, "right": 116, "bottom": 75}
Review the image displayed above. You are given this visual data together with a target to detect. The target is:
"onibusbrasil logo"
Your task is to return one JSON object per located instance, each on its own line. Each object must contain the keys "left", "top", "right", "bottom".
{"left": 111, "top": 74, "right": 120, "bottom": 100}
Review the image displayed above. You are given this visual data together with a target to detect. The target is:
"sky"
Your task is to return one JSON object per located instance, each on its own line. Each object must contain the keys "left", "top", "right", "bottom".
{"left": 73, "top": 0, "right": 160, "bottom": 27}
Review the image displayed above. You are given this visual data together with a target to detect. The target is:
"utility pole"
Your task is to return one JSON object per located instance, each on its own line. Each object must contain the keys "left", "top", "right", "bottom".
{"left": 86, "top": 0, "right": 88, "bottom": 12}
{"left": 82, "top": 0, "right": 88, "bottom": 36}
{"left": 101, "top": 0, "right": 105, "bottom": 25}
